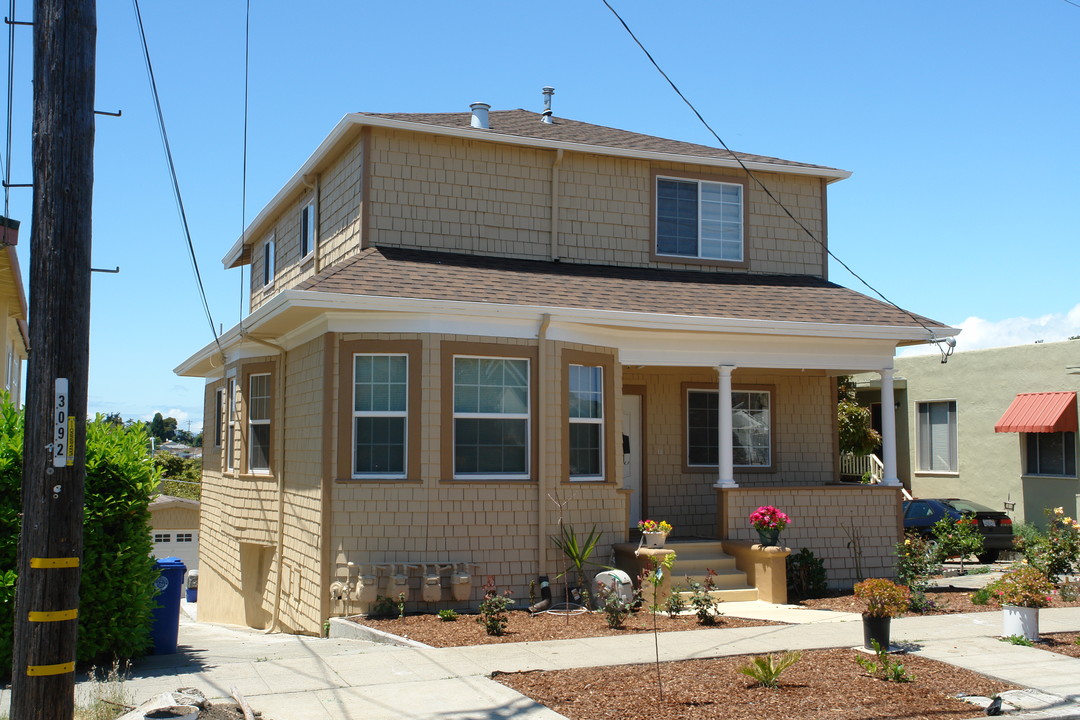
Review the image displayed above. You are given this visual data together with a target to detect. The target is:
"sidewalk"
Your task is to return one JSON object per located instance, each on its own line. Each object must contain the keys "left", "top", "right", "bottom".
{"left": 3, "top": 601, "right": 1078, "bottom": 719}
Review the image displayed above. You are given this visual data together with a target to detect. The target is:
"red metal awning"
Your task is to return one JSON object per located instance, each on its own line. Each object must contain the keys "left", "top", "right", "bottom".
{"left": 994, "top": 392, "right": 1078, "bottom": 433}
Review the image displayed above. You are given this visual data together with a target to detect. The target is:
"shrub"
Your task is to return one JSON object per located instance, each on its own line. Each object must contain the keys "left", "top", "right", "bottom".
{"left": 970, "top": 587, "right": 993, "bottom": 605}
{"left": 931, "top": 513, "right": 984, "bottom": 569}
{"left": 906, "top": 588, "right": 938, "bottom": 613}
{"left": 737, "top": 651, "right": 802, "bottom": 689}
{"left": 855, "top": 639, "right": 914, "bottom": 682}
{"left": 437, "top": 609, "right": 458, "bottom": 622}
{"left": 594, "top": 581, "right": 638, "bottom": 629}
{"left": 985, "top": 564, "right": 1054, "bottom": 608}
{"left": 664, "top": 588, "right": 687, "bottom": 618}
{"left": 477, "top": 578, "right": 514, "bottom": 636}
{"left": 786, "top": 548, "right": 827, "bottom": 599}
{"left": 895, "top": 532, "right": 941, "bottom": 591}
{"left": 1015, "top": 508, "right": 1080, "bottom": 582}
{"left": 1001, "top": 634, "right": 1034, "bottom": 647}
{"left": 0, "top": 404, "right": 160, "bottom": 673}
{"left": 686, "top": 571, "right": 723, "bottom": 626}
{"left": 853, "top": 578, "right": 909, "bottom": 618}
{"left": 1058, "top": 581, "right": 1080, "bottom": 603}
{"left": 369, "top": 595, "right": 398, "bottom": 619}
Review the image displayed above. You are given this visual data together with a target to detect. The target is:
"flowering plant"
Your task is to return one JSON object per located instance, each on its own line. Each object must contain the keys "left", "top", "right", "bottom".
{"left": 749, "top": 506, "right": 790, "bottom": 532}
{"left": 986, "top": 564, "right": 1054, "bottom": 609}
{"left": 638, "top": 519, "right": 673, "bottom": 535}
{"left": 853, "top": 578, "right": 910, "bottom": 618}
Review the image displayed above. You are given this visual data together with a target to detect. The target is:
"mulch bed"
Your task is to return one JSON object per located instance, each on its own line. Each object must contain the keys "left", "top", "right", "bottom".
{"left": 494, "top": 648, "right": 1018, "bottom": 720}
{"left": 1039, "top": 631, "right": 1080, "bottom": 658}
{"left": 797, "top": 584, "right": 1080, "bottom": 615}
{"left": 354, "top": 609, "right": 781, "bottom": 647}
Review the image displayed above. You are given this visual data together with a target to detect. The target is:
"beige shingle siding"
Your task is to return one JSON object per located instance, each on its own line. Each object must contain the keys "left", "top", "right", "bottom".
{"left": 622, "top": 368, "right": 836, "bottom": 538}
{"left": 721, "top": 486, "right": 901, "bottom": 588}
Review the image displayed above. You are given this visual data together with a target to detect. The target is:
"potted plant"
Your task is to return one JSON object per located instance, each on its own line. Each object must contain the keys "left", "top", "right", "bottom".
{"left": 853, "top": 578, "right": 909, "bottom": 650}
{"left": 749, "top": 505, "right": 790, "bottom": 547}
{"left": 986, "top": 564, "right": 1054, "bottom": 642}
{"left": 637, "top": 519, "right": 673, "bottom": 548}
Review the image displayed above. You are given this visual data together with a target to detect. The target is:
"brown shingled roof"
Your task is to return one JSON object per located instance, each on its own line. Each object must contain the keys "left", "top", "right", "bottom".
{"left": 359, "top": 110, "right": 838, "bottom": 173}
{"left": 296, "top": 246, "right": 943, "bottom": 330}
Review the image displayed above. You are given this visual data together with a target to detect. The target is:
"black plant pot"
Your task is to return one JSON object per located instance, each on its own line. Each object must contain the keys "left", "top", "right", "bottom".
{"left": 862, "top": 614, "right": 891, "bottom": 651}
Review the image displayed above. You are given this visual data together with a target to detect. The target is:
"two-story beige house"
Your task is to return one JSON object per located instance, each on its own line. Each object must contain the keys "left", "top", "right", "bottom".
{"left": 176, "top": 99, "right": 956, "bottom": 634}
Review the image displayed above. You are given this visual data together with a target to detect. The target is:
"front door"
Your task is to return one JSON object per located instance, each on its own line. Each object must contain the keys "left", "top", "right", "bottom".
{"left": 622, "top": 393, "right": 643, "bottom": 528}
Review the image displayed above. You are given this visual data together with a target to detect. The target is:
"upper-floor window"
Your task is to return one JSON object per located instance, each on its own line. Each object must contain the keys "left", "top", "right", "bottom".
{"left": 656, "top": 177, "right": 744, "bottom": 263}
{"left": 916, "top": 400, "right": 957, "bottom": 472}
{"left": 352, "top": 354, "right": 408, "bottom": 478}
{"left": 1025, "top": 432, "right": 1076, "bottom": 476}
{"left": 686, "top": 388, "right": 771, "bottom": 467}
{"left": 300, "top": 202, "right": 316, "bottom": 259}
{"left": 568, "top": 364, "right": 603, "bottom": 479}
{"left": 453, "top": 356, "right": 530, "bottom": 478}
{"left": 262, "top": 238, "right": 275, "bottom": 287}
{"left": 225, "top": 378, "right": 236, "bottom": 471}
{"left": 248, "top": 373, "right": 271, "bottom": 473}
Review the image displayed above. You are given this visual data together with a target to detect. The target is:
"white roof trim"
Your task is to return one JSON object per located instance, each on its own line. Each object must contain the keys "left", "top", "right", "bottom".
{"left": 175, "top": 288, "right": 958, "bottom": 376}
{"left": 222, "top": 114, "right": 852, "bottom": 267}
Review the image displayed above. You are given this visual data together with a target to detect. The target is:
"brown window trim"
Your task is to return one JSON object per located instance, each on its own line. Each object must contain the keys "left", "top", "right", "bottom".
{"left": 240, "top": 361, "right": 277, "bottom": 476}
{"left": 649, "top": 168, "right": 750, "bottom": 270}
{"left": 562, "top": 349, "right": 617, "bottom": 483}
{"left": 336, "top": 339, "right": 423, "bottom": 483}
{"left": 440, "top": 341, "right": 539, "bottom": 482}
{"left": 680, "top": 381, "right": 776, "bottom": 474}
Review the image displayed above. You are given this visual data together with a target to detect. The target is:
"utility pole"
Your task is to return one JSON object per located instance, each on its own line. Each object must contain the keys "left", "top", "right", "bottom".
{"left": 10, "top": 0, "right": 96, "bottom": 717}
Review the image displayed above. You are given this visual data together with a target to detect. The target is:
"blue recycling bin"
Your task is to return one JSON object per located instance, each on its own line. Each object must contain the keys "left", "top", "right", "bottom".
{"left": 150, "top": 556, "right": 187, "bottom": 654}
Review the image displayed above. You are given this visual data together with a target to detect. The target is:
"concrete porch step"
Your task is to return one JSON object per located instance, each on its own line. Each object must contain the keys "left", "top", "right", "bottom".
{"left": 654, "top": 538, "right": 758, "bottom": 603}
{"left": 673, "top": 586, "right": 760, "bottom": 603}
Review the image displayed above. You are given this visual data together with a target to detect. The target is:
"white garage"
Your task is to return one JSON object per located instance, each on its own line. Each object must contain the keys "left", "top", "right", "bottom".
{"left": 150, "top": 495, "right": 200, "bottom": 572}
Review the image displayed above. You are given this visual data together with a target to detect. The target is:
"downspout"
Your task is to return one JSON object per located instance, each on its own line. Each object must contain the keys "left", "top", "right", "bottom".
{"left": 550, "top": 149, "right": 564, "bottom": 261}
{"left": 242, "top": 332, "right": 288, "bottom": 633}
{"left": 537, "top": 313, "right": 553, "bottom": 582}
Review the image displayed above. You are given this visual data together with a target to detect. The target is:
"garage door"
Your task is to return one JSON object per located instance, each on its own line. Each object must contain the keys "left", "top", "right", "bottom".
{"left": 152, "top": 530, "right": 199, "bottom": 572}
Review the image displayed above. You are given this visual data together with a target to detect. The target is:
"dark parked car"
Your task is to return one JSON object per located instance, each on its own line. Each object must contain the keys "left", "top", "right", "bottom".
{"left": 902, "top": 498, "right": 1014, "bottom": 563}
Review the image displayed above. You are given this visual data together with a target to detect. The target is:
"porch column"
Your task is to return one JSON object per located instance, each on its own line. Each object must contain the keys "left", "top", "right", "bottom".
{"left": 714, "top": 365, "right": 738, "bottom": 488}
{"left": 879, "top": 368, "right": 901, "bottom": 487}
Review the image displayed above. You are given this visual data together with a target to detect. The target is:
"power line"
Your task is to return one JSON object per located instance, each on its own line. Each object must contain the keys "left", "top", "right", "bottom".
{"left": 240, "top": 0, "right": 250, "bottom": 325}
{"left": 599, "top": 0, "right": 943, "bottom": 342}
{"left": 4, "top": 0, "right": 17, "bottom": 218}
{"left": 131, "top": 0, "right": 223, "bottom": 359}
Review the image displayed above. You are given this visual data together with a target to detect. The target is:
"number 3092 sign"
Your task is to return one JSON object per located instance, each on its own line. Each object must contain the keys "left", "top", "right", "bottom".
{"left": 53, "top": 378, "right": 73, "bottom": 468}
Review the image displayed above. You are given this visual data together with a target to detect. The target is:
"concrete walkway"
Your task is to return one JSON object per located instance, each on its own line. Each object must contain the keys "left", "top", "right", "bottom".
{"left": 3, "top": 599, "right": 1079, "bottom": 719}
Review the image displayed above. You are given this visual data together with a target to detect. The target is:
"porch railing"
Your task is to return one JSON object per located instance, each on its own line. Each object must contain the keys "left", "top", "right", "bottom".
{"left": 839, "top": 452, "right": 884, "bottom": 483}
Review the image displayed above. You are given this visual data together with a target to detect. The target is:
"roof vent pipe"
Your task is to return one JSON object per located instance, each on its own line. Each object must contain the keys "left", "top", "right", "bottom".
{"left": 470, "top": 102, "right": 490, "bottom": 129}
{"left": 541, "top": 86, "right": 555, "bottom": 124}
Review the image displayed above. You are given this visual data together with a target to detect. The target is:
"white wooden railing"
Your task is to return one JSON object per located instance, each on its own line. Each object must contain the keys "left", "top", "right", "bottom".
{"left": 839, "top": 452, "right": 884, "bottom": 484}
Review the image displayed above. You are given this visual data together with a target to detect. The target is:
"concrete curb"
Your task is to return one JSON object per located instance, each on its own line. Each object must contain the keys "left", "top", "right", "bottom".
{"left": 328, "top": 616, "right": 433, "bottom": 649}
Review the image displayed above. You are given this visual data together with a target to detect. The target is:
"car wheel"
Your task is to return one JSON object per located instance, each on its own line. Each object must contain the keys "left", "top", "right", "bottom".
{"left": 976, "top": 550, "right": 1000, "bottom": 564}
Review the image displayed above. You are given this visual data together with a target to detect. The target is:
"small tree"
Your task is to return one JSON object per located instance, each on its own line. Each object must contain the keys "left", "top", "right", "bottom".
{"left": 837, "top": 376, "right": 881, "bottom": 456}
{"left": 931, "top": 514, "right": 984, "bottom": 571}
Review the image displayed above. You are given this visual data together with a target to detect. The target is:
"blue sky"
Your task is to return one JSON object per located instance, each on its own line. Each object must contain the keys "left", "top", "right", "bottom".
{"left": 2, "top": 1, "right": 1078, "bottom": 432}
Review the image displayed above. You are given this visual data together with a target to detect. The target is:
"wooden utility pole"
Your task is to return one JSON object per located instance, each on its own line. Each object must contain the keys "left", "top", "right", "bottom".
{"left": 10, "top": 0, "right": 96, "bottom": 717}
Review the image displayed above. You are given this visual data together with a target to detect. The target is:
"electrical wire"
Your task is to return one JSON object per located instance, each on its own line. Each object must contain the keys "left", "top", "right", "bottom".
{"left": 131, "top": 0, "right": 223, "bottom": 359}
{"left": 3, "top": 0, "right": 16, "bottom": 218}
{"left": 600, "top": 0, "right": 942, "bottom": 341}
{"left": 239, "top": 0, "right": 250, "bottom": 325}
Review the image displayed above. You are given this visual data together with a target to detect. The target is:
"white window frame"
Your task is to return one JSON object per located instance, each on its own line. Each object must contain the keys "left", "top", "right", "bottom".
{"left": 225, "top": 378, "right": 236, "bottom": 472}
{"left": 262, "top": 237, "right": 275, "bottom": 288}
{"left": 247, "top": 373, "right": 271, "bottom": 474}
{"left": 568, "top": 364, "right": 604, "bottom": 481}
{"left": 1024, "top": 431, "right": 1077, "bottom": 477}
{"left": 300, "top": 202, "right": 316, "bottom": 259}
{"left": 656, "top": 176, "right": 744, "bottom": 262}
{"left": 352, "top": 353, "right": 408, "bottom": 479}
{"left": 452, "top": 355, "right": 531, "bottom": 480}
{"left": 153, "top": 533, "right": 171, "bottom": 543}
{"left": 686, "top": 388, "right": 772, "bottom": 468}
{"left": 175, "top": 532, "right": 194, "bottom": 543}
{"left": 916, "top": 400, "right": 958, "bottom": 473}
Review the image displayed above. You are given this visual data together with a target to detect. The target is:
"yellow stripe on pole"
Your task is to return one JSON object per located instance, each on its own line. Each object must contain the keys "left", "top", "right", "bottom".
{"left": 26, "top": 661, "right": 75, "bottom": 676}
{"left": 28, "top": 609, "right": 77, "bottom": 622}
{"left": 29, "top": 557, "right": 79, "bottom": 569}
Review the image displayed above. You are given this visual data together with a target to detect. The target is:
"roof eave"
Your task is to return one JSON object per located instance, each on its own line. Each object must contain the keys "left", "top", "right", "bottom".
{"left": 222, "top": 114, "right": 853, "bottom": 268}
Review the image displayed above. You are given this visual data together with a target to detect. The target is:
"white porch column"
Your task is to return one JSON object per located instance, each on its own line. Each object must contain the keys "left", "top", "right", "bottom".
{"left": 879, "top": 368, "right": 901, "bottom": 487}
{"left": 714, "top": 365, "right": 738, "bottom": 488}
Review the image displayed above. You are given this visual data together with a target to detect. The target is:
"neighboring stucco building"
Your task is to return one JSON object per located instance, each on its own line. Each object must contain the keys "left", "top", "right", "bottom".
{"left": 857, "top": 340, "right": 1080, "bottom": 527}
{"left": 176, "top": 98, "right": 955, "bottom": 634}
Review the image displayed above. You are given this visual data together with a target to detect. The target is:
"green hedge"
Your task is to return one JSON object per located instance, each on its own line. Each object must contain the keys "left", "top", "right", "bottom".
{"left": 0, "top": 397, "right": 160, "bottom": 673}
